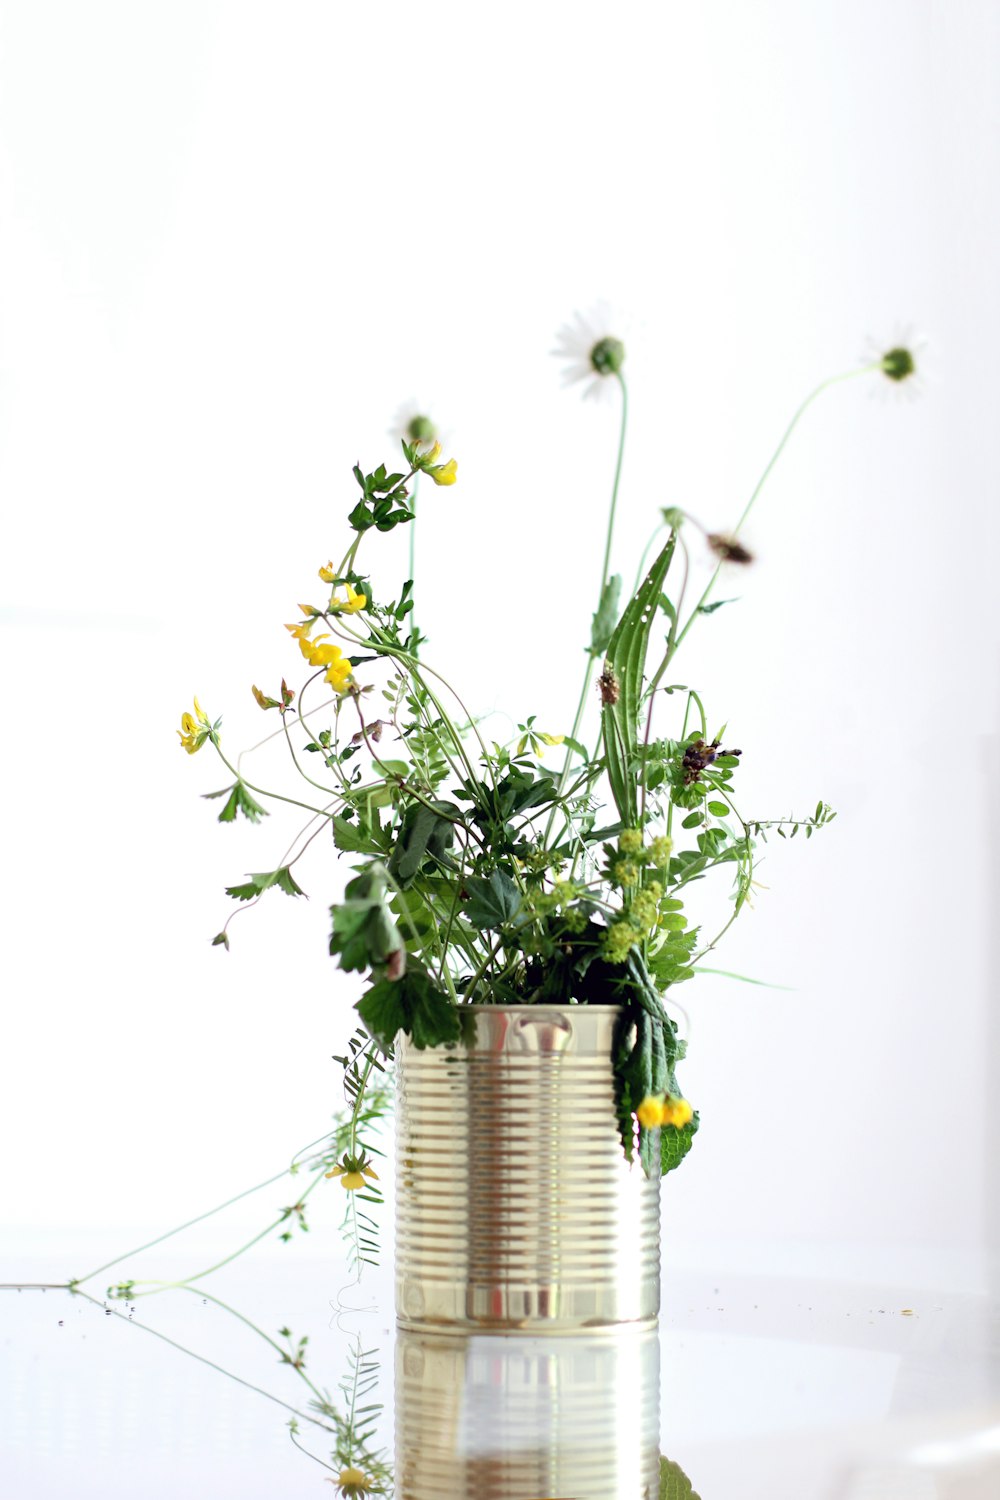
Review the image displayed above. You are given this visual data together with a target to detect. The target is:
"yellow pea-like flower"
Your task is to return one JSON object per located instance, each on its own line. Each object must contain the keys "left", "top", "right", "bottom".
{"left": 330, "top": 582, "right": 367, "bottom": 614}
{"left": 177, "top": 697, "right": 211, "bottom": 754}
{"left": 426, "top": 456, "right": 458, "bottom": 486}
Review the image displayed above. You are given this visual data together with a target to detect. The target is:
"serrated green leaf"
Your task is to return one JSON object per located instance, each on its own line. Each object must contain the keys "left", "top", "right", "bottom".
{"left": 461, "top": 869, "right": 521, "bottom": 929}
{"left": 333, "top": 815, "right": 375, "bottom": 853}
{"left": 273, "top": 866, "right": 306, "bottom": 896}
{"left": 226, "top": 880, "right": 261, "bottom": 902}
{"left": 357, "top": 970, "right": 461, "bottom": 1052}
{"left": 659, "top": 1455, "right": 701, "bottom": 1500}
{"left": 226, "top": 782, "right": 268, "bottom": 824}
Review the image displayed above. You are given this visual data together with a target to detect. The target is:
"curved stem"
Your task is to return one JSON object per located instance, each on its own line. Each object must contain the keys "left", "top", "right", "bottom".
{"left": 672, "top": 362, "right": 879, "bottom": 655}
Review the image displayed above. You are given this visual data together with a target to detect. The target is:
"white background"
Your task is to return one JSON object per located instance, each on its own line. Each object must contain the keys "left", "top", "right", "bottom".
{"left": 1, "top": 1, "right": 998, "bottom": 1289}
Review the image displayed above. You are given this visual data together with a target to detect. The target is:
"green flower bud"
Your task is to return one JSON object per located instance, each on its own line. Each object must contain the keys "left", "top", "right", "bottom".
{"left": 880, "top": 347, "right": 916, "bottom": 383}
{"left": 407, "top": 414, "right": 437, "bottom": 442}
{"left": 589, "top": 336, "right": 625, "bottom": 376}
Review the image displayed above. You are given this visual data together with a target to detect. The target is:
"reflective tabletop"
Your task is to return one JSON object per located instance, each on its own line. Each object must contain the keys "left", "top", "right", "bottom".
{"left": 3, "top": 1227, "right": 999, "bottom": 1498}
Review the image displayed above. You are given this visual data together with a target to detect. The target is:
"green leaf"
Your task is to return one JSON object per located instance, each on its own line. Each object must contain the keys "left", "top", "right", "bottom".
{"left": 697, "top": 597, "right": 738, "bottom": 616}
{"left": 707, "top": 800, "right": 730, "bottom": 817}
{"left": 693, "top": 966, "right": 795, "bottom": 991}
{"left": 387, "top": 800, "right": 460, "bottom": 887}
{"left": 205, "top": 781, "right": 268, "bottom": 825}
{"left": 562, "top": 735, "right": 590, "bottom": 763}
{"left": 329, "top": 863, "right": 404, "bottom": 975}
{"left": 681, "top": 811, "right": 704, "bottom": 829}
{"left": 357, "top": 970, "right": 462, "bottom": 1052}
{"left": 273, "top": 866, "right": 306, "bottom": 897}
{"left": 660, "top": 1115, "right": 698, "bottom": 1176}
{"left": 589, "top": 574, "right": 621, "bottom": 656}
{"left": 602, "top": 535, "right": 677, "bottom": 826}
{"left": 226, "top": 866, "right": 304, "bottom": 901}
{"left": 461, "top": 869, "right": 521, "bottom": 929}
{"left": 333, "top": 815, "right": 376, "bottom": 853}
{"left": 659, "top": 1455, "right": 702, "bottom": 1500}
{"left": 226, "top": 880, "right": 260, "bottom": 902}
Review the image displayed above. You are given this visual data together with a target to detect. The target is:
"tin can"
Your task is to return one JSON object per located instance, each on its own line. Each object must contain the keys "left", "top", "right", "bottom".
{"left": 395, "top": 1005, "right": 660, "bottom": 1333}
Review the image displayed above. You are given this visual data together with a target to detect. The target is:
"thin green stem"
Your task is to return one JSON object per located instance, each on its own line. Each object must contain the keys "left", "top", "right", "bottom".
{"left": 126, "top": 1165, "right": 328, "bottom": 1294}
{"left": 599, "top": 371, "right": 629, "bottom": 589}
{"left": 70, "top": 1132, "right": 335, "bottom": 1287}
{"left": 672, "top": 362, "right": 879, "bottom": 655}
{"left": 408, "top": 472, "right": 420, "bottom": 646}
{"left": 213, "top": 741, "right": 333, "bottom": 821}
{"left": 544, "top": 371, "right": 629, "bottom": 843}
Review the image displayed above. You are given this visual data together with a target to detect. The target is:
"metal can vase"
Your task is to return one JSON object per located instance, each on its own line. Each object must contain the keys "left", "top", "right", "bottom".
{"left": 395, "top": 1004, "right": 661, "bottom": 1333}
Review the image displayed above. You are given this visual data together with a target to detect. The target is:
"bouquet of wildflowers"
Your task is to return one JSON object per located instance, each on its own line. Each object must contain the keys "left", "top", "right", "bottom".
{"left": 179, "top": 313, "right": 916, "bottom": 1185}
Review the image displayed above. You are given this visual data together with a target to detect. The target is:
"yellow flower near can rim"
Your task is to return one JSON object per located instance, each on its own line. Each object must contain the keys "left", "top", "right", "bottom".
{"left": 635, "top": 1093, "right": 693, "bottom": 1130}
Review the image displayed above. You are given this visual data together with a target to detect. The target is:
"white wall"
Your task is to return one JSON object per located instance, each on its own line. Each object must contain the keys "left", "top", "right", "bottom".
{"left": 1, "top": 1, "right": 997, "bottom": 1284}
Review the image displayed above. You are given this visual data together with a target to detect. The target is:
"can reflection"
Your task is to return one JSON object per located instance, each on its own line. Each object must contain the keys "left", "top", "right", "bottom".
{"left": 395, "top": 1327, "right": 660, "bottom": 1499}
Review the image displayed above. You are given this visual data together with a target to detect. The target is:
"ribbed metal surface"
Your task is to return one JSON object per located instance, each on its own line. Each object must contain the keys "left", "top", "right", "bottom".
{"left": 395, "top": 1005, "right": 661, "bottom": 1332}
{"left": 395, "top": 1328, "right": 661, "bottom": 1499}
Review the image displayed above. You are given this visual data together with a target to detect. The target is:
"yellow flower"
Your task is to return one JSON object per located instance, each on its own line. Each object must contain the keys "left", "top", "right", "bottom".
{"left": 426, "top": 456, "right": 458, "bottom": 486}
{"left": 413, "top": 438, "right": 458, "bottom": 486}
{"left": 325, "top": 1155, "right": 379, "bottom": 1191}
{"left": 177, "top": 697, "right": 211, "bottom": 754}
{"left": 330, "top": 582, "right": 367, "bottom": 614}
{"left": 330, "top": 1468, "right": 373, "bottom": 1498}
{"left": 285, "top": 620, "right": 313, "bottom": 641}
{"left": 635, "top": 1093, "right": 693, "bottom": 1130}
{"left": 298, "top": 634, "right": 342, "bottom": 667}
{"left": 318, "top": 561, "right": 337, "bottom": 583}
{"left": 636, "top": 1096, "right": 664, "bottom": 1130}
{"left": 661, "top": 1096, "right": 694, "bottom": 1128}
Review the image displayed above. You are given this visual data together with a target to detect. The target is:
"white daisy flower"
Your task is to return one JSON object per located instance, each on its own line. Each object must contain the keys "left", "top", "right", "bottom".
{"left": 865, "top": 328, "right": 928, "bottom": 399}
{"left": 552, "top": 303, "right": 627, "bottom": 400}
{"left": 389, "top": 401, "right": 441, "bottom": 447}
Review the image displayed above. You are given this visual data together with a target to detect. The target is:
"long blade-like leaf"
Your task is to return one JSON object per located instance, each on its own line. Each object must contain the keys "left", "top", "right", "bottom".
{"left": 601, "top": 536, "right": 676, "bottom": 825}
